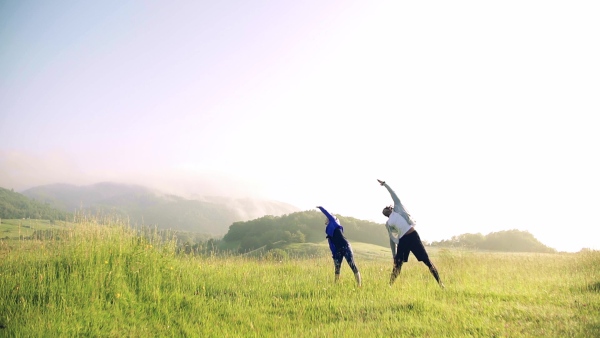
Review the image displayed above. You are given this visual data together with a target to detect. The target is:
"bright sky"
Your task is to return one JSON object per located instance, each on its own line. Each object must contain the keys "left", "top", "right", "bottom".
{"left": 1, "top": 1, "right": 599, "bottom": 252}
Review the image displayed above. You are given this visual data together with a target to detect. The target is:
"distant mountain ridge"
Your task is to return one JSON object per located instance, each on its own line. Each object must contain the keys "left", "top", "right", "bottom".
{"left": 21, "top": 182, "right": 300, "bottom": 235}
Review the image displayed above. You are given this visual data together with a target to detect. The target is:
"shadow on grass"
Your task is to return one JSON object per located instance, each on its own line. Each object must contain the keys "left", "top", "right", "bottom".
{"left": 264, "top": 300, "right": 427, "bottom": 324}
{"left": 587, "top": 281, "right": 600, "bottom": 293}
{"left": 586, "top": 323, "right": 600, "bottom": 337}
{"left": 393, "top": 302, "right": 426, "bottom": 313}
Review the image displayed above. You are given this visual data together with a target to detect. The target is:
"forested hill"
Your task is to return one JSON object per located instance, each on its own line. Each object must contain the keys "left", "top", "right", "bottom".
{"left": 0, "top": 187, "right": 70, "bottom": 221}
{"left": 430, "top": 230, "right": 556, "bottom": 253}
{"left": 222, "top": 211, "right": 559, "bottom": 254}
{"left": 222, "top": 210, "right": 390, "bottom": 252}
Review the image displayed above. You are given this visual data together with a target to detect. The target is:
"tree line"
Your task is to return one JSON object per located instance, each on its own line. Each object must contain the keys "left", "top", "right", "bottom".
{"left": 429, "top": 229, "right": 556, "bottom": 253}
{"left": 1, "top": 186, "right": 558, "bottom": 255}
{"left": 221, "top": 210, "right": 391, "bottom": 253}
{"left": 219, "top": 212, "right": 557, "bottom": 254}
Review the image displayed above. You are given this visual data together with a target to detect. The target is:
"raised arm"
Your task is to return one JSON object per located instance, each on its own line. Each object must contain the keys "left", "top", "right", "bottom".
{"left": 377, "top": 179, "right": 401, "bottom": 210}
{"left": 316, "top": 206, "right": 338, "bottom": 225}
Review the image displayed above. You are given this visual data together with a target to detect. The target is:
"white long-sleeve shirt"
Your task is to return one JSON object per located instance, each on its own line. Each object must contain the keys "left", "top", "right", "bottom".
{"left": 383, "top": 182, "right": 416, "bottom": 257}
{"left": 386, "top": 211, "right": 413, "bottom": 245}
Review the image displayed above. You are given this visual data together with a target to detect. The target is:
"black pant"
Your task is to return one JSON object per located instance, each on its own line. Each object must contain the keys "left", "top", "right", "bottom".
{"left": 394, "top": 230, "right": 431, "bottom": 265}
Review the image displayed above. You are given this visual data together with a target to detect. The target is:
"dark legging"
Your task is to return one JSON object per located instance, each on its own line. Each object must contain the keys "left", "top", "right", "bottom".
{"left": 392, "top": 257, "right": 441, "bottom": 284}
{"left": 333, "top": 246, "right": 359, "bottom": 275}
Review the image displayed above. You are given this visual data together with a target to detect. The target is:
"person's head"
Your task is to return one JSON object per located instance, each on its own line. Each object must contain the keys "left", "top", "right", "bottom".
{"left": 325, "top": 216, "right": 339, "bottom": 226}
{"left": 382, "top": 206, "right": 393, "bottom": 217}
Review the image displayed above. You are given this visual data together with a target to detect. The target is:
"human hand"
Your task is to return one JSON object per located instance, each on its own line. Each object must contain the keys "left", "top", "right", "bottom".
{"left": 377, "top": 179, "right": 385, "bottom": 186}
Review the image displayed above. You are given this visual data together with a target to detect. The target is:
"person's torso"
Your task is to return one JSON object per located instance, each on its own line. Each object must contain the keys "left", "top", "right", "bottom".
{"left": 394, "top": 203, "right": 415, "bottom": 226}
{"left": 386, "top": 212, "right": 413, "bottom": 242}
{"left": 328, "top": 227, "right": 350, "bottom": 252}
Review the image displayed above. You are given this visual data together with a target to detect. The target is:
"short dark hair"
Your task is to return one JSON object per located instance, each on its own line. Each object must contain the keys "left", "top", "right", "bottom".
{"left": 382, "top": 206, "right": 393, "bottom": 217}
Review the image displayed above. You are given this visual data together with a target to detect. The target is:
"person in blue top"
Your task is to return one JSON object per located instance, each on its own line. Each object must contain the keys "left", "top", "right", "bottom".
{"left": 377, "top": 179, "right": 444, "bottom": 288}
{"left": 317, "top": 206, "right": 362, "bottom": 287}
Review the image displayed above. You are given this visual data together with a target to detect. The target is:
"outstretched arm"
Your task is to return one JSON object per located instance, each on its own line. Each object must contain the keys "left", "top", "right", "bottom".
{"left": 377, "top": 179, "right": 401, "bottom": 209}
{"left": 316, "top": 206, "right": 338, "bottom": 225}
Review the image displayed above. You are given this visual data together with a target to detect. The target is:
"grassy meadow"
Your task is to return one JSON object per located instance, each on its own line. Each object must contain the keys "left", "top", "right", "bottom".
{"left": 0, "top": 218, "right": 598, "bottom": 337}
{"left": 0, "top": 218, "right": 72, "bottom": 239}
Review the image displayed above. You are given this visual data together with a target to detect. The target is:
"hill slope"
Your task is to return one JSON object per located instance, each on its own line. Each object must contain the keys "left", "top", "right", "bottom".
{"left": 0, "top": 187, "right": 70, "bottom": 221}
{"left": 21, "top": 182, "right": 299, "bottom": 234}
{"left": 430, "top": 230, "right": 556, "bottom": 253}
{"left": 222, "top": 210, "right": 391, "bottom": 253}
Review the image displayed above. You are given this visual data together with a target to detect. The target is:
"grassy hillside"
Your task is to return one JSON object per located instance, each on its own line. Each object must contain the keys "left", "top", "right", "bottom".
{"left": 238, "top": 240, "right": 395, "bottom": 262}
{"left": 0, "top": 219, "right": 72, "bottom": 239}
{"left": 1, "top": 218, "right": 598, "bottom": 337}
{"left": 223, "top": 210, "right": 392, "bottom": 253}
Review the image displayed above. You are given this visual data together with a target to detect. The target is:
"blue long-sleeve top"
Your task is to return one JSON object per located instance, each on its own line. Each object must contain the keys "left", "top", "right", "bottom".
{"left": 317, "top": 206, "right": 350, "bottom": 256}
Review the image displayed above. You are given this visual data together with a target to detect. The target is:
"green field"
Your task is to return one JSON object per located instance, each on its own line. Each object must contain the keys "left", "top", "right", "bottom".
{"left": 0, "top": 218, "right": 72, "bottom": 239}
{"left": 1, "top": 219, "right": 598, "bottom": 337}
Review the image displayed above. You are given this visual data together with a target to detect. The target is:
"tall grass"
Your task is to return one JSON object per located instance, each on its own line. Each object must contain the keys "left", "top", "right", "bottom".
{"left": 1, "top": 218, "right": 598, "bottom": 337}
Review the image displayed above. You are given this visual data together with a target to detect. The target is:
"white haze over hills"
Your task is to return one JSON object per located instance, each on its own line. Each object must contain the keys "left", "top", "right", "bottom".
{"left": 19, "top": 181, "right": 300, "bottom": 235}
{"left": 1, "top": 152, "right": 300, "bottom": 224}
{"left": 0, "top": 151, "right": 262, "bottom": 200}
{"left": 2, "top": 1, "right": 599, "bottom": 252}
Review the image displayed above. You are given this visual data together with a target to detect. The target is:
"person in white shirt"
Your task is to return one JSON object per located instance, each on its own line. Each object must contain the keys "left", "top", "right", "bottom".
{"left": 377, "top": 179, "right": 444, "bottom": 288}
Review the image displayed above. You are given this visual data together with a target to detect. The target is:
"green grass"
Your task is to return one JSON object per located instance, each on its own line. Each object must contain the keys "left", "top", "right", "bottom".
{"left": 1, "top": 219, "right": 598, "bottom": 337}
{"left": 0, "top": 218, "right": 72, "bottom": 239}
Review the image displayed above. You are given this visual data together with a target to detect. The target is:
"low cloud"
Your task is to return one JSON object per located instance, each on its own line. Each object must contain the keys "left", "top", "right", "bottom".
{"left": 0, "top": 150, "right": 265, "bottom": 199}
{"left": 0, "top": 150, "right": 92, "bottom": 191}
